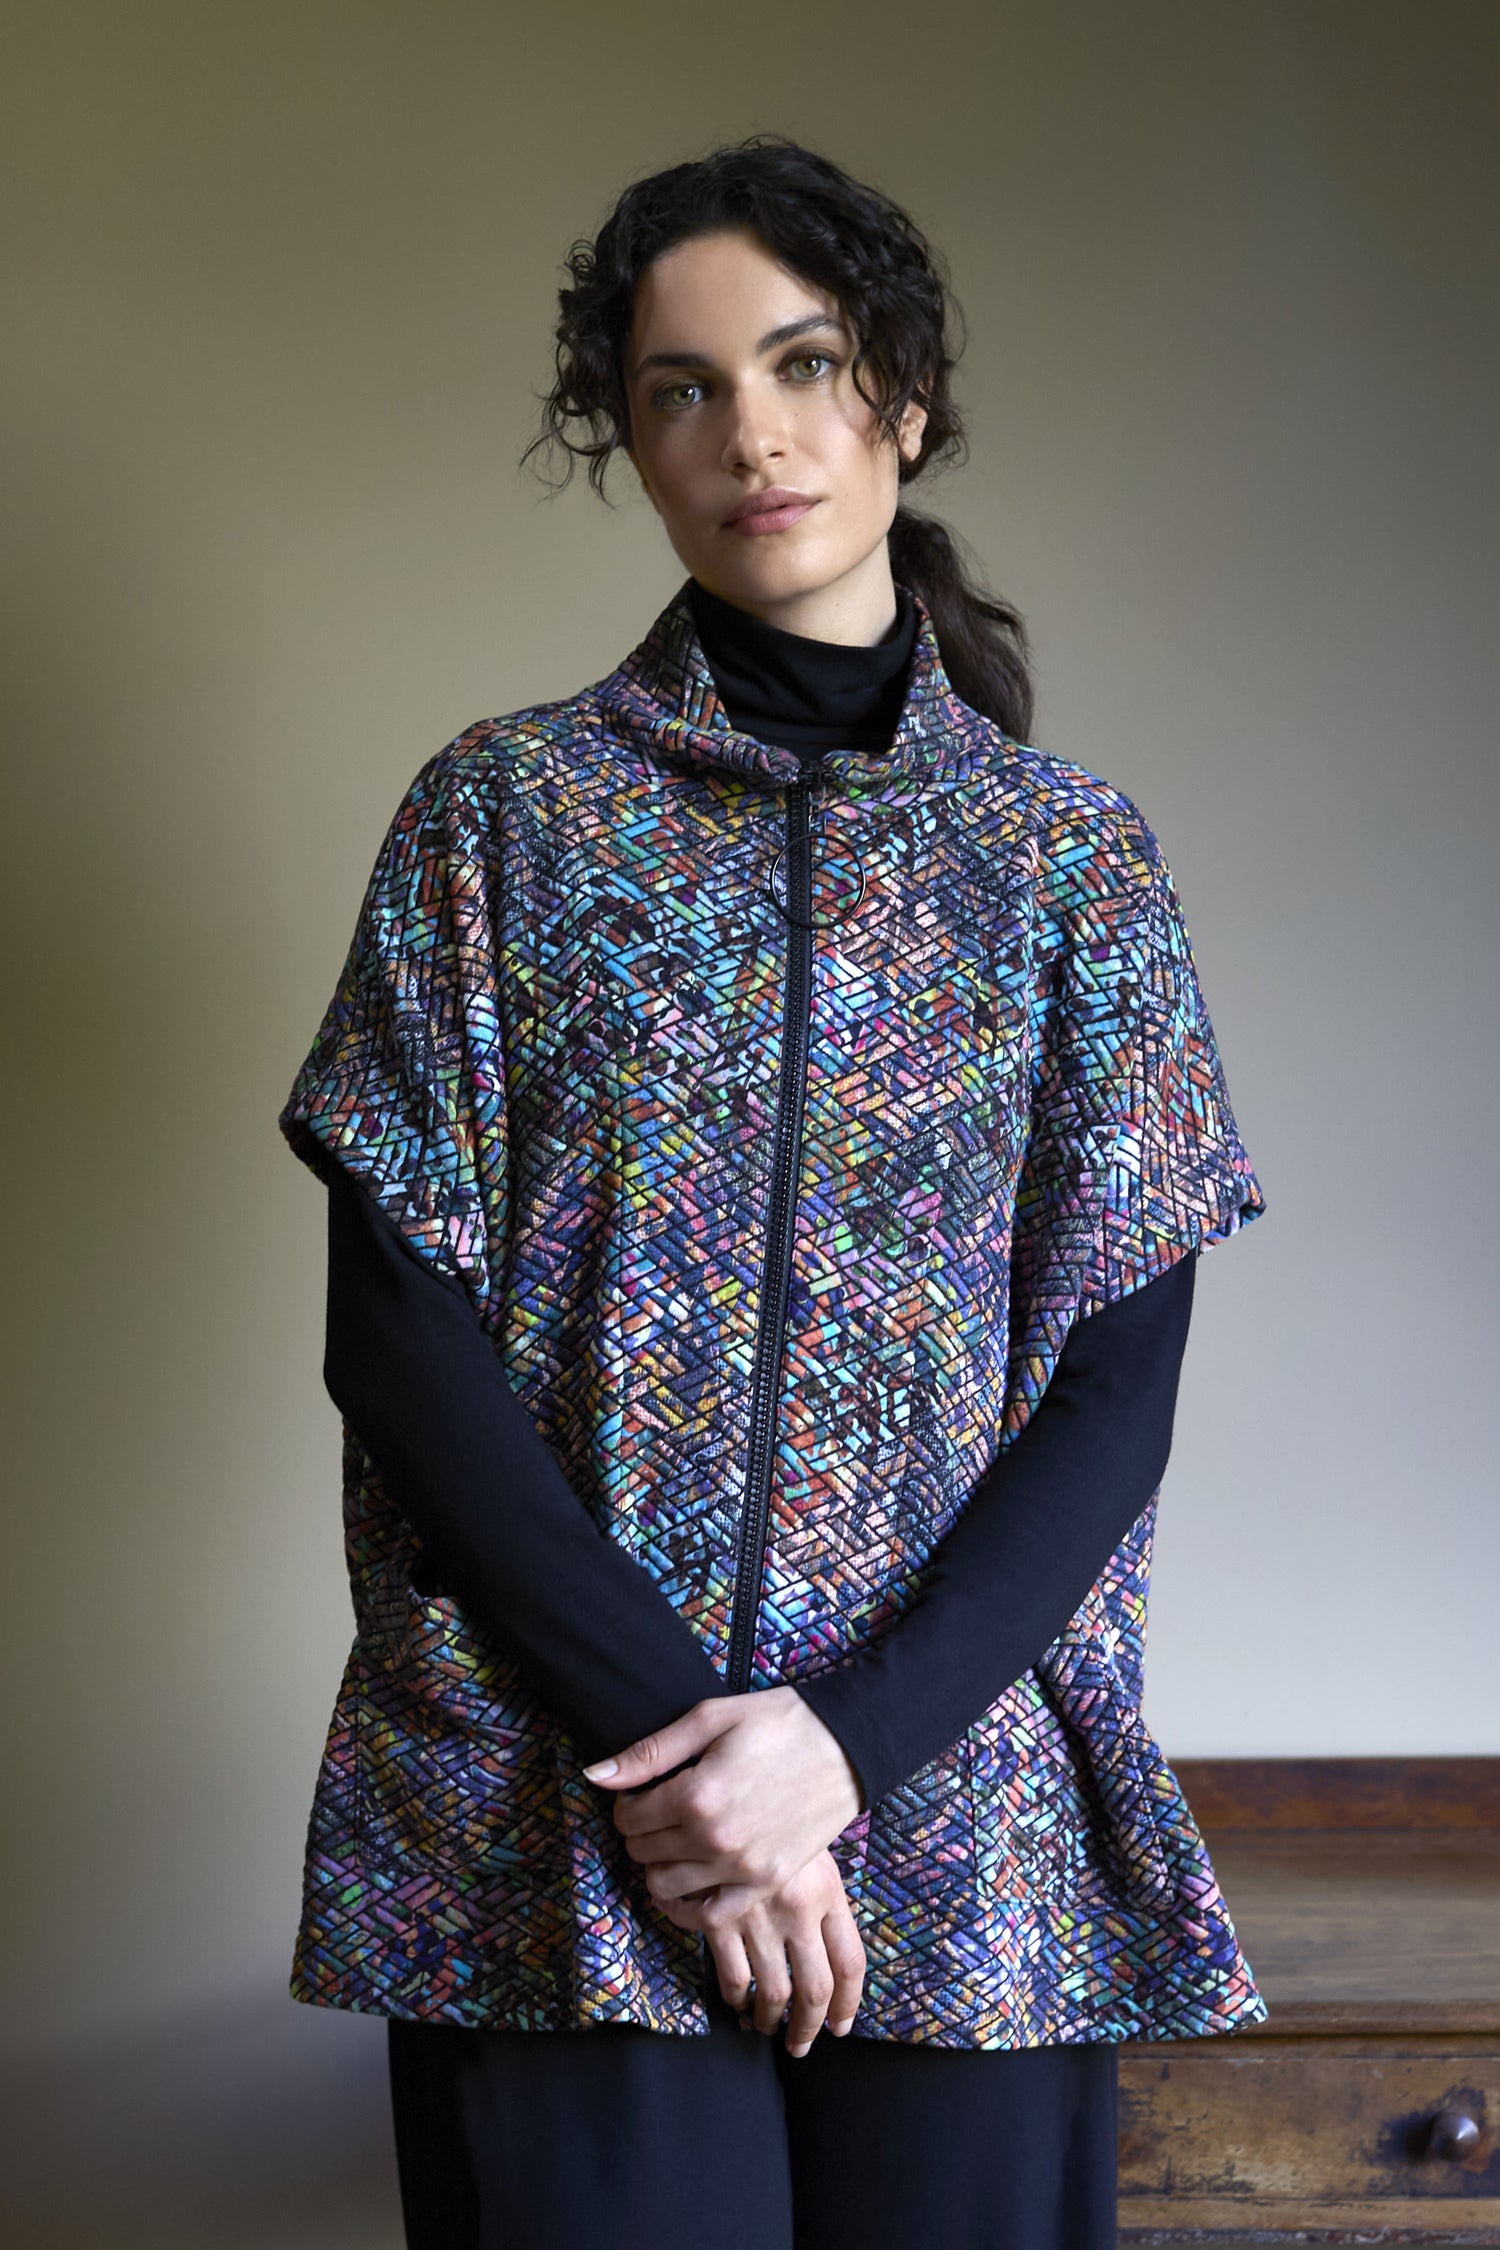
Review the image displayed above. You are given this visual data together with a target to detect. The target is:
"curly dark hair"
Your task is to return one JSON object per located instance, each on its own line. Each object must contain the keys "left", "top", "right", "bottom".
{"left": 520, "top": 133, "right": 1034, "bottom": 741}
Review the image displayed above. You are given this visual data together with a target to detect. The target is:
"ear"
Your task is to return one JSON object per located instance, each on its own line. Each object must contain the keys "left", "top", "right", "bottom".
{"left": 898, "top": 396, "right": 928, "bottom": 464}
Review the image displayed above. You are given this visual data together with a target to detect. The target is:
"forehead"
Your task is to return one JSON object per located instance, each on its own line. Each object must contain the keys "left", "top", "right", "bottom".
{"left": 629, "top": 229, "right": 843, "bottom": 351}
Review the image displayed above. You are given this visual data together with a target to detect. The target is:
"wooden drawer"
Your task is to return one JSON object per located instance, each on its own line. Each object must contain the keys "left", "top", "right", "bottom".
{"left": 1115, "top": 1765, "right": 1500, "bottom": 2241}
{"left": 1119, "top": 2034, "right": 1499, "bottom": 2235}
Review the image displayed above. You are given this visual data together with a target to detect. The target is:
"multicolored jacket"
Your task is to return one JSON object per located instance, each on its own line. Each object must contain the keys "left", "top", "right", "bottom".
{"left": 280, "top": 576, "right": 1268, "bottom": 2047}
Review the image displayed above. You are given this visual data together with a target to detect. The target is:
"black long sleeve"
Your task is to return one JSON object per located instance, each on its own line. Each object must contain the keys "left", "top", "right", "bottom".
{"left": 323, "top": 1163, "right": 1194, "bottom": 1808}
{"left": 789, "top": 1252, "right": 1196, "bottom": 1808}
{"left": 322, "top": 1164, "right": 728, "bottom": 1770}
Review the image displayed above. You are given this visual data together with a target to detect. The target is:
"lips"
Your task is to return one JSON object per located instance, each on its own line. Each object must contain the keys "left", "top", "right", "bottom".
{"left": 726, "top": 494, "right": 820, "bottom": 536}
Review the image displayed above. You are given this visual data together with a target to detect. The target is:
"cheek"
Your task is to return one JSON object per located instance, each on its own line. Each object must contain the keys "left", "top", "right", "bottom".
{"left": 646, "top": 441, "right": 712, "bottom": 517}
{"left": 827, "top": 409, "right": 896, "bottom": 498}
{"left": 830, "top": 439, "right": 898, "bottom": 523}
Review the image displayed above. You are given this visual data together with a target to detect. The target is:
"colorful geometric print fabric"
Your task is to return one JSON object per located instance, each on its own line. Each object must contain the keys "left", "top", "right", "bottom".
{"left": 279, "top": 576, "right": 1268, "bottom": 2048}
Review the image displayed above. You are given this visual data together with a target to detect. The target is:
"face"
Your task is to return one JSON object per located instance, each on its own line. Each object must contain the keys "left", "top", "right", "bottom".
{"left": 623, "top": 228, "right": 927, "bottom": 643}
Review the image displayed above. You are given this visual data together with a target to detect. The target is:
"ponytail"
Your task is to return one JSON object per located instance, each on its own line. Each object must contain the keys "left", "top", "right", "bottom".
{"left": 888, "top": 506, "right": 1033, "bottom": 744}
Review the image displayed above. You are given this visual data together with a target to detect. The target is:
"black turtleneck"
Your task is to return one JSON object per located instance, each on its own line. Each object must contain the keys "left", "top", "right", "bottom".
{"left": 686, "top": 575, "right": 919, "bottom": 758}
{"left": 318, "top": 580, "right": 1196, "bottom": 1814}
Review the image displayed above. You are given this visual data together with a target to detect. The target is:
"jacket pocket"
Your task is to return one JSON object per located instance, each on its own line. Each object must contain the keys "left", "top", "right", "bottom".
{"left": 351, "top": 1587, "right": 558, "bottom": 1881}
{"left": 964, "top": 1674, "right": 1123, "bottom": 1904}
{"left": 860, "top": 1734, "right": 980, "bottom": 1927}
{"left": 962, "top": 1642, "right": 1177, "bottom": 1912}
{"left": 1029, "top": 1596, "right": 1176, "bottom": 1910}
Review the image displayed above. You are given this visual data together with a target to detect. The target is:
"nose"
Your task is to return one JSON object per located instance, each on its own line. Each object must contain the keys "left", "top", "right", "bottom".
{"left": 719, "top": 380, "right": 788, "bottom": 473}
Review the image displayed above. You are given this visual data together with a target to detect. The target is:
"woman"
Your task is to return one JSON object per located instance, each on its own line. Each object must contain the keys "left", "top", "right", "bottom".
{"left": 282, "top": 135, "right": 1267, "bottom": 2249}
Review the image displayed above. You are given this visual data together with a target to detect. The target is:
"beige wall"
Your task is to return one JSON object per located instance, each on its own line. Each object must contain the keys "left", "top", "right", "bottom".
{"left": 3, "top": 0, "right": 1496, "bottom": 2237}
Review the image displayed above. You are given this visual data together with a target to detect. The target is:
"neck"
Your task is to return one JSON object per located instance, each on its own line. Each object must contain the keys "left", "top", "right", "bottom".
{"left": 692, "top": 546, "right": 901, "bottom": 647}
{"left": 686, "top": 574, "right": 919, "bottom": 759}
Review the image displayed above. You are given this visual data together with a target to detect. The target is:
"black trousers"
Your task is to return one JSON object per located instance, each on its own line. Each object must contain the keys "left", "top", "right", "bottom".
{"left": 388, "top": 1986, "right": 1119, "bottom": 2250}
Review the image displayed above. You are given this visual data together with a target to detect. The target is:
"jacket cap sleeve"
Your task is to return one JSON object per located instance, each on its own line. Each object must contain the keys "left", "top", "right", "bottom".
{"left": 279, "top": 751, "right": 501, "bottom": 1314}
{"left": 1008, "top": 798, "right": 1264, "bottom": 1422}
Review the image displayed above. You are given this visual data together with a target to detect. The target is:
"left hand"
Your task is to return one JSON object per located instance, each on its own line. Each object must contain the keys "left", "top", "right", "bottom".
{"left": 581, "top": 1686, "right": 865, "bottom": 1923}
{"left": 690, "top": 1847, "right": 867, "bottom": 2053}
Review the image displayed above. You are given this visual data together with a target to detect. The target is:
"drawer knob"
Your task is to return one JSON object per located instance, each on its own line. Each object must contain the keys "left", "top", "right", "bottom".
{"left": 1427, "top": 2109, "right": 1481, "bottom": 2161}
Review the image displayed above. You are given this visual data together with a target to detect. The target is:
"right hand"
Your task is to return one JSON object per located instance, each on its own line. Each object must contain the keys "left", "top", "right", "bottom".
{"left": 665, "top": 1847, "right": 866, "bottom": 2056}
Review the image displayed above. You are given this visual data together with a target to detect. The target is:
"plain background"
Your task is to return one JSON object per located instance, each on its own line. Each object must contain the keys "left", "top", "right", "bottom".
{"left": 4, "top": 1, "right": 1496, "bottom": 2241}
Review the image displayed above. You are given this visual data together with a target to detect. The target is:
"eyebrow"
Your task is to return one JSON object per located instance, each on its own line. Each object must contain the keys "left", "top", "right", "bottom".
{"left": 632, "top": 312, "right": 851, "bottom": 383}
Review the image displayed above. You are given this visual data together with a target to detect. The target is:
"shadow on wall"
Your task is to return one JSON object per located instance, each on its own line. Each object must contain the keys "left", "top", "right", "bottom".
{"left": 0, "top": 1999, "right": 400, "bottom": 2250}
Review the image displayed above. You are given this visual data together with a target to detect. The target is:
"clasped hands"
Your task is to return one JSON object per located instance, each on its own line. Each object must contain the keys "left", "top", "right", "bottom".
{"left": 582, "top": 1684, "right": 867, "bottom": 2058}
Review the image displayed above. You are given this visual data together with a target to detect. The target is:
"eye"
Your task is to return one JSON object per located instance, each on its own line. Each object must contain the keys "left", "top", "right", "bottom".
{"left": 649, "top": 352, "right": 839, "bottom": 414}
{"left": 652, "top": 378, "right": 707, "bottom": 413}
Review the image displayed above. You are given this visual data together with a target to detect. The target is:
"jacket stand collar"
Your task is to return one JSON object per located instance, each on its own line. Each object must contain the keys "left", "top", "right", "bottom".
{"left": 597, "top": 576, "right": 980, "bottom": 791}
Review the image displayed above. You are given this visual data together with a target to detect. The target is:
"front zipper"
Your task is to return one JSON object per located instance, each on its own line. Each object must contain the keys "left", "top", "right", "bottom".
{"left": 725, "top": 767, "right": 819, "bottom": 1697}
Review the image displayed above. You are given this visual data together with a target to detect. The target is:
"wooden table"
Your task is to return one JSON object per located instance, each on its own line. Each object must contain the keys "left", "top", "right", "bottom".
{"left": 1117, "top": 1759, "right": 1500, "bottom": 2242}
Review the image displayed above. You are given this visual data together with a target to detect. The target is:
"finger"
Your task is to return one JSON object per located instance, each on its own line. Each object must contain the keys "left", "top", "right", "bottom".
{"left": 618, "top": 1820, "right": 702, "bottom": 1863}
{"left": 708, "top": 1928, "right": 753, "bottom": 2015}
{"left": 661, "top": 1872, "right": 769, "bottom": 1944}
{"left": 679, "top": 1880, "right": 767, "bottom": 1934}
{"left": 641, "top": 1858, "right": 725, "bottom": 1907}
{"left": 608, "top": 1770, "right": 720, "bottom": 1840}
{"left": 822, "top": 1901, "right": 868, "bottom": 2036}
{"left": 612, "top": 1799, "right": 777, "bottom": 1894}
{"left": 610, "top": 1791, "right": 690, "bottom": 1845}
{"left": 782, "top": 1923, "right": 837, "bottom": 2058}
{"left": 657, "top": 1884, "right": 720, "bottom": 1933}
{"left": 745, "top": 1925, "right": 792, "bottom": 2039}
{"left": 580, "top": 1699, "right": 731, "bottom": 1792}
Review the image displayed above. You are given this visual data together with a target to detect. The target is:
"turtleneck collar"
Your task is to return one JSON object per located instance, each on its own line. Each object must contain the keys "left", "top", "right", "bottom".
{"left": 597, "top": 576, "right": 975, "bottom": 795}
{"left": 685, "top": 576, "right": 919, "bottom": 760}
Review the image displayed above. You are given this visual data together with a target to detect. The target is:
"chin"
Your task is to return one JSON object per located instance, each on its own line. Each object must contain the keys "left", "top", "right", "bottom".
{"left": 706, "top": 542, "right": 847, "bottom": 604}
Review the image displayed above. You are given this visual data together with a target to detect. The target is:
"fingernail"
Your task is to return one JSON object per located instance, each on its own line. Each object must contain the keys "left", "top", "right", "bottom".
{"left": 830, "top": 2019, "right": 854, "bottom": 2036}
{"left": 789, "top": 2042, "right": 810, "bottom": 2058}
{"left": 581, "top": 1758, "right": 617, "bottom": 1779}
